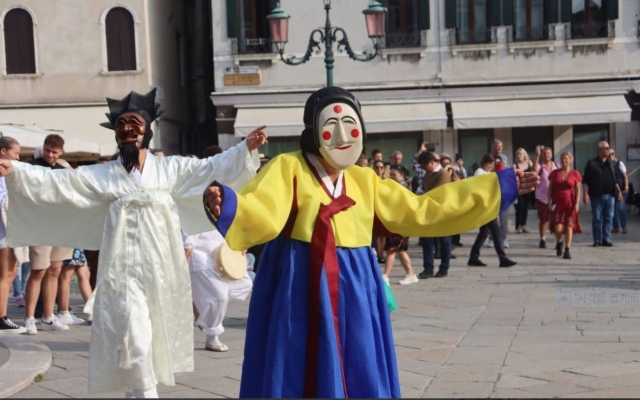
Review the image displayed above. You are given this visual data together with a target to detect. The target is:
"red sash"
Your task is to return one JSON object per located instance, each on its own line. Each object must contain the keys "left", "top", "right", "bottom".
{"left": 303, "top": 194, "right": 355, "bottom": 398}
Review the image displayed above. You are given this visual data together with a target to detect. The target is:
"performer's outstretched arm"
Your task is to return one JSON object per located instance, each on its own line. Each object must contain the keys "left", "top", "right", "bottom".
{"left": 0, "top": 160, "right": 110, "bottom": 250}
{"left": 203, "top": 154, "right": 295, "bottom": 251}
{"left": 373, "top": 169, "right": 518, "bottom": 238}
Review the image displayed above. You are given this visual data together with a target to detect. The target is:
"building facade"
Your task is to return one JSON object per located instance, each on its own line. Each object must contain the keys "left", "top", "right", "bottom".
{"left": 211, "top": 0, "right": 640, "bottom": 190}
{"left": 0, "top": 0, "right": 213, "bottom": 159}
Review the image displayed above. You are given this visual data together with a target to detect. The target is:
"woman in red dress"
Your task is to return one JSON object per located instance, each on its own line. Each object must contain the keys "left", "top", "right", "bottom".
{"left": 548, "top": 152, "right": 582, "bottom": 259}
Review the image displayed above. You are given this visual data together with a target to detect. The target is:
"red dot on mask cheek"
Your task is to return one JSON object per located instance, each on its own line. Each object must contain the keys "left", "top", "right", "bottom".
{"left": 351, "top": 129, "right": 360, "bottom": 138}
{"left": 333, "top": 105, "right": 342, "bottom": 114}
{"left": 322, "top": 131, "right": 332, "bottom": 141}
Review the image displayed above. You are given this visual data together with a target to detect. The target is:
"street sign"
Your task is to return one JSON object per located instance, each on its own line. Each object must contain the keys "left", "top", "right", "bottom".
{"left": 224, "top": 66, "right": 261, "bottom": 86}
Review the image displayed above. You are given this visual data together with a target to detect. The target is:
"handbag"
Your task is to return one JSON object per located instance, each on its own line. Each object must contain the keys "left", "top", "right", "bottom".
{"left": 384, "top": 280, "right": 398, "bottom": 313}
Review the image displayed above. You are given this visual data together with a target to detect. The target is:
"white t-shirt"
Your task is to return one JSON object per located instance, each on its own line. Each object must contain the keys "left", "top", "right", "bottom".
{"left": 617, "top": 160, "right": 627, "bottom": 174}
{"left": 474, "top": 168, "right": 490, "bottom": 176}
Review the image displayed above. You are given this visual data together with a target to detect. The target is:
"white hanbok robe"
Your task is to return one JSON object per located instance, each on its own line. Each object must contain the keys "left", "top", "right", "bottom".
{"left": 5, "top": 144, "right": 259, "bottom": 393}
{"left": 185, "top": 230, "right": 252, "bottom": 337}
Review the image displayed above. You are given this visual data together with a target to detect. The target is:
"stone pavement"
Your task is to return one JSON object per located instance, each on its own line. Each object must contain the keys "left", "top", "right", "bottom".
{"left": 4, "top": 209, "right": 640, "bottom": 398}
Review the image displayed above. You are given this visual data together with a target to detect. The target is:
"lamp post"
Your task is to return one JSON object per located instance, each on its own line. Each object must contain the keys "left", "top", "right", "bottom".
{"left": 267, "top": 1, "right": 387, "bottom": 87}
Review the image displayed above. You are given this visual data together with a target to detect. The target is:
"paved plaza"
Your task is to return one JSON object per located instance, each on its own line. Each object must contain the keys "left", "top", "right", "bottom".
{"left": 2, "top": 210, "right": 640, "bottom": 398}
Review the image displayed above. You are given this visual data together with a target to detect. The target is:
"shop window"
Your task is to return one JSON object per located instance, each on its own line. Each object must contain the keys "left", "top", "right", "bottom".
{"left": 458, "top": 129, "right": 493, "bottom": 177}
{"left": 512, "top": 126, "right": 554, "bottom": 164}
{"left": 367, "top": 132, "right": 423, "bottom": 173}
{"left": 573, "top": 124, "right": 609, "bottom": 175}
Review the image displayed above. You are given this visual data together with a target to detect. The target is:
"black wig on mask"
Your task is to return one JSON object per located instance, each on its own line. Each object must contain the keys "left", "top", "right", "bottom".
{"left": 300, "top": 86, "right": 366, "bottom": 157}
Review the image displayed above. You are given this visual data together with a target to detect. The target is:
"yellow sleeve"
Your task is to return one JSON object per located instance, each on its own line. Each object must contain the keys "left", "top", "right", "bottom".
{"left": 204, "top": 154, "right": 296, "bottom": 251}
{"left": 374, "top": 170, "right": 516, "bottom": 237}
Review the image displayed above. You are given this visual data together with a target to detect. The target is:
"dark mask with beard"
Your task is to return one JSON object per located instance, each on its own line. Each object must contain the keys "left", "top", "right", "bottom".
{"left": 116, "top": 114, "right": 153, "bottom": 173}
{"left": 100, "top": 89, "right": 163, "bottom": 173}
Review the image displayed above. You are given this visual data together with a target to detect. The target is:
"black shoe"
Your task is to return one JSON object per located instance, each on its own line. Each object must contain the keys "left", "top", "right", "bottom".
{"left": 435, "top": 269, "right": 448, "bottom": 278}
{"left": 563, "top": 248, "right": 571, "bottom": 259}
{"left": 467, "top": 259, "right": 487, "bottom": 267}
{"left": 418, "top": 271, "right": 433, "bottom": 279}
{"left": 539, "top": 239, "right": 546, "bottom": 249}
{"left": 555, "top": 241, "right": 564, "bottom": 257}
{"left": 601, "top": 241, "right": 613, "bottom": 247}
{"left": 378, "top": 257, "right": 386, "bottom": 263}
{"left": 453, "top": 242, "right": 463, "bottom": 247}
{"left": 499, "top": 258, "right": 517, "bottom": 268}
{"left": 592, "top": 241, "right": 600, "bottom": 247}
{"left": 450, "top": 254, "right": 457, "bottom": 259}
{"left": 0, "top": 317, "right": 26, "bottom": 334}
{"left": 434, "top": 252, "right": 441, "bottom": 260}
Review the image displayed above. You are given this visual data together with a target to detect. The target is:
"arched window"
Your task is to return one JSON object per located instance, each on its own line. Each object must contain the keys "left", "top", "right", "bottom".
{"left": 3, "top": 8, "right": 36, "bottom": 74}
{"left": 105, "top": 7, "right": 136, "bottom": 71}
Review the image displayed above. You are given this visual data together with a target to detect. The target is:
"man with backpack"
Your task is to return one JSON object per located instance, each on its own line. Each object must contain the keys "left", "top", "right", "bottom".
{"left": 609, "top": 149, "right": 629, "bottom": 234}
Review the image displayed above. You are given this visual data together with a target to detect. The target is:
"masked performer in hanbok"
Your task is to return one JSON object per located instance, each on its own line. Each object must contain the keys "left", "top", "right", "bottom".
{"left": 204, "top": 87, "right": 539, "bottom": 398}
{"left": 0, "top": 89, "right": 267, "bottom": 398}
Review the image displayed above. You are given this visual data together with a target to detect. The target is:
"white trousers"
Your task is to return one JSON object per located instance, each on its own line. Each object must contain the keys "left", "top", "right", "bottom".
{"left": 190, "top": 268, "right": 252, "bottom": 337}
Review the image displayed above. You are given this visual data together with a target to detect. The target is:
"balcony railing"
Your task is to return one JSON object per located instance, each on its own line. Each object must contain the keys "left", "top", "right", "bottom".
{"left": 566, "top": 20, "right": 615, "bottom": 40}
{"left": 450, "top": 27, "right": 497, "bottom": 45}
{"left": 384, "top": 30, "right": 425, "bottom": 48}
{"left": 232, "top": 37, "right": 275, "bottom": 55}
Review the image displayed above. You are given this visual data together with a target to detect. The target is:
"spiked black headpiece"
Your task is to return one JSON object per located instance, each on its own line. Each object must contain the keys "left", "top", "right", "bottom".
{"left": 100, "top": 88, "right": 164, "bottom": 130}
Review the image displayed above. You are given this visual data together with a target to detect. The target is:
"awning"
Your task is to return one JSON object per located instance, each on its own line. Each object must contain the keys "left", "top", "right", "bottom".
{"left": 234, "top": 102, "right": 447, "bottom": 137}
{"left": 452, "top": 95, "right": 632, "bottom": 129}
{"left": 0, "top": 121, "right": 116, "bottom": 161}
{"left": 0, "top": 106, "right": 117, "bottom": 158}
{"left": 234, "top": 107, "right": 304, "bottom": 137}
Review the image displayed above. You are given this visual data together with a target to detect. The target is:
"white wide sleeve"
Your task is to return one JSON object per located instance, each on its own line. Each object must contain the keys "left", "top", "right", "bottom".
{"left": 5, "top": 162, "right": 110, "bottom": 250}
{"left": 171, "top": 140, "right": 260, "bottom": 236}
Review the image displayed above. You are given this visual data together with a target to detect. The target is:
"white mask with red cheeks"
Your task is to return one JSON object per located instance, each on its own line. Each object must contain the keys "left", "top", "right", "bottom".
{"left": 317, "top": 102, "right": 364, "bottom": 170}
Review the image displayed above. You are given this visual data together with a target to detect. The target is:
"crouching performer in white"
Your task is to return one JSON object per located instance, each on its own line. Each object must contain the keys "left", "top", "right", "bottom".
{"left": 184, "top": 229, "right": 252, "bottom": 352}
{"left": 0, "top": 89, "right": 267, "bottom": 398}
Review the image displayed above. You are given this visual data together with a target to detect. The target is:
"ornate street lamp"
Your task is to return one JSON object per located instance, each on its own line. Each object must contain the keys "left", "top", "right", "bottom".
{"left": 267, "top": 1, "right": 387, "bottom": 87}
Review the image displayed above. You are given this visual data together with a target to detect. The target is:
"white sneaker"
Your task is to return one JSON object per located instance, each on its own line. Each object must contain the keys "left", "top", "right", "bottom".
{"left": 40, "top": 315, "right": 70, "bottom": 331}
{"left": 503, "top": 240, "right": 510, "bottom": 248}
{"left": 87, "top": 313, "right": 93, "bottom": 324}
{"left": 382, "top": 274, "right": 390, "bottom": 285}
{"left": 56, "top": 311, "right": 85, "bottom": 325}
{"left": 486, "top": 239, "right": 494, "bottom": 248}
{"left": 398, "top": 274, "right": 419, "bottom": 285}
{"left": 24, "top": 317, "right": 38, "bottom": 335}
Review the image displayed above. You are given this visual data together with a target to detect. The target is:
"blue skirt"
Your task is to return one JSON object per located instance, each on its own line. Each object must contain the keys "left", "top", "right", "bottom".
{"left": 239, "top": 236, "right": 401, "bottom": 398}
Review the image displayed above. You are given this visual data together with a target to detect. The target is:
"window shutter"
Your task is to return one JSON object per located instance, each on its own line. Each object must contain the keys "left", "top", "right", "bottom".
{"left": 545, "top": 0, "right": 559, "bottom": 24}
{"left": 502, "top": 0, "right": 514, "bottom": 26}
{"left": 418, "top": 0, "right": 430, "bottom": 30}
{"left": 4, "top": 9, "right": 36, "bottom": 74}
{"left": 559, "top": 0, "right": 571, "bottom": 22}
{"left": 489, "top": 0, "right": 502, "bottom": 26}
{"left": 226, "top": 0, "right": 239, "bottom": 38}
{"left": 607, "top": 0, "right": 619, "bottom": 20}
{"left": 444, "top": 0, "right": 457, "bottom": 29}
